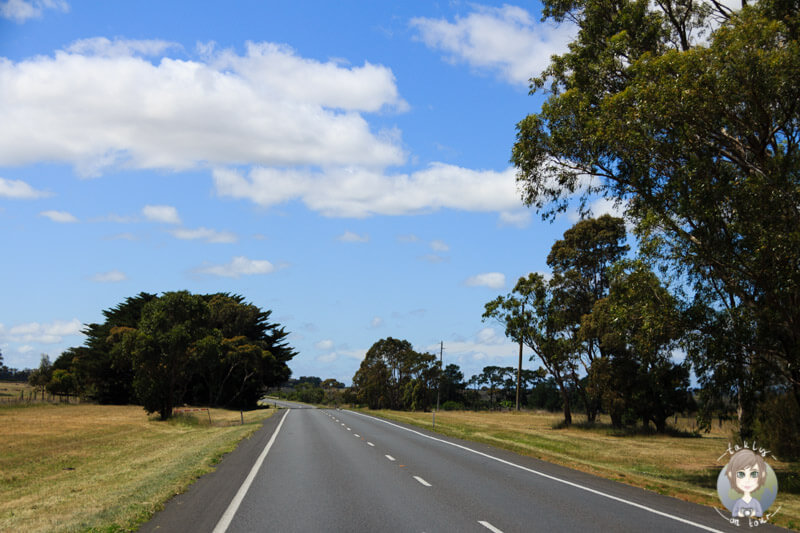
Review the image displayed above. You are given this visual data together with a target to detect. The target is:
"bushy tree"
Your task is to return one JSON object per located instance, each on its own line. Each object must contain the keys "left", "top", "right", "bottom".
{"left": 547, "top": 216, "right": 629, "bottom": 421}
{"left": 28, "top": 354, "right": 52, "bottom": 395}
{"left": 352, "top": 338, "right": 438, "bottom": 411}
{"left": 582, "top": 261, "right": 690, "bottom": 431}
{"left": 62, "top": 291, "right": 295, "bottom": 418}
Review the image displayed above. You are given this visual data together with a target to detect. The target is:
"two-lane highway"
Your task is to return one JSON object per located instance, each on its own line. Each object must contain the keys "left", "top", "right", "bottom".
{"left": 142, "top": 407, "right": 784, "bottom": 532}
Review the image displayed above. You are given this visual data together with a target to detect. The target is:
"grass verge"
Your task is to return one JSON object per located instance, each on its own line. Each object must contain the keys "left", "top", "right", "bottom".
{"left": 362, "top": 409, "right": 800, "bottom": 531}
{"left": 0, "top": 403, "right": 275, "bottom": 532}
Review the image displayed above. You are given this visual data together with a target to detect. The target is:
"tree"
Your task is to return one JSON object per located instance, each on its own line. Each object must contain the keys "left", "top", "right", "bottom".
{"left": 547, "top": 215, "right": 629, "bottom": 421}
{"left": 483, "top": 277, "right": 538, "bottom": 411}
{"left": 352, "top": 338, "right": 439, "bottom": 411}
{"left": 47, "top": 369, "right": 78, "bottom": 398}
{"left": 129, "top": 291, "right": 208, "bottom": 420}
{"left": 512, "top": 0, "right": 800, "bottom": 443}
{"left": 514, "top": 273, "right": 576, "bottom": 425}
{"left": 582, "top": 261, "right": 690, "bottom": 432}
{"left": 28, "top": 354, "right": 52, "bottom": 396}
{"left": 65, "top": 291, "right": 295, "bottom": 418}
{"left": 441, "top": 364, "right": 465, "bottom": 404}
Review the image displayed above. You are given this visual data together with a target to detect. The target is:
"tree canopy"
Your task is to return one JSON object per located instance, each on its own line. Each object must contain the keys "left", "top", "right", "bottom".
{"left": 56, "top": 291, "right": 295, "bottom": 419}
{"left": 352, "top": 337, "right": 439, "bottom": 411}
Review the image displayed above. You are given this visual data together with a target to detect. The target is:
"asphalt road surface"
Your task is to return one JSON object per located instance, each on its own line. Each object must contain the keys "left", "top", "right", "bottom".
{"left": 141, "top": 407, "right": 786, "bottom": 533}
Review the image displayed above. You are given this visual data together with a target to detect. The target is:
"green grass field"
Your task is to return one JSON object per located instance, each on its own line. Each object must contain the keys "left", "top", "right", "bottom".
{"left": 365, "top": 409, "right": 800, "bottom": 531}
{"left": 0, "top": 402, "right": 275, "bottom": 532}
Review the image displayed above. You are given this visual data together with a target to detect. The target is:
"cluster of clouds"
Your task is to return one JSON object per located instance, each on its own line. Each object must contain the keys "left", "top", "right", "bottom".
{"left": 0, "top": 2, "right": 575, "bottom": 221}
{"left": 0, "top": 38, "right": 405, "bottom": 177}
{"left": 411, "top": 5, "right": 576, "bottom": 86}
{"left": 0, "top": 318, "right": 82, "bottom": 354}
{"left": 212, "top": 164, "right": 524, "bottom": 219}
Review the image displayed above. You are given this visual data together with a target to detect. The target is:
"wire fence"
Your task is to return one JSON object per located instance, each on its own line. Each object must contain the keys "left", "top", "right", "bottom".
{"left": 0, "top": 390, "right": 82, "bottom": 405}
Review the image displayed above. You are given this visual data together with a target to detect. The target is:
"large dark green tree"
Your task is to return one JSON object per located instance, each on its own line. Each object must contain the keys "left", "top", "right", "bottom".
{"left": 513, "top": 0, "right": 800, "bottom": 445}
{"left": 60, "top": 291, "right": 294, "bottom": 419}
{"left": 127, "top": 291, "right": 209, "bottom": 420}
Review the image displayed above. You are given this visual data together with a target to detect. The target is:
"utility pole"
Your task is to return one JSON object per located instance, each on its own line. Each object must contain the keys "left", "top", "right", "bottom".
{"left": 516, "top": 301, "right": 524, "bottom": 412}
{"left": 433, "top": 341, "right": 442, "bottom": 430}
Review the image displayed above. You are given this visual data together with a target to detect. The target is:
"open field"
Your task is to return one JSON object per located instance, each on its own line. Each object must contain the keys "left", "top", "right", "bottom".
{"left": 366, "top": 409, "right": 800, "bottom": 531}
{"left": 0, "top": 403, "right": 275, "bottom": 532}
{"left": 0, "top": 381, "right": 33, "bottom": 398}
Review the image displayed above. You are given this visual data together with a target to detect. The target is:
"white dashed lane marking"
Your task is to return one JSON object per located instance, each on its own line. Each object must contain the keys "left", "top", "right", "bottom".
{"left": 478, "top": 521, "right": 504, "bottom": 533}
{"left": 413, "top": 476, "right": 432, "bottom": 487}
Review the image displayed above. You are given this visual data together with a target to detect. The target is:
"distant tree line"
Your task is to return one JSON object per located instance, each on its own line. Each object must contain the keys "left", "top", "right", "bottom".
{"left": 274, "top": 376, "right": 348, "bottom": 406}
{"left": 18, "top": 291, "right": 295, "bottom": 419}
{"left": 0, "top": 349, "right": 32, "bottom": 382}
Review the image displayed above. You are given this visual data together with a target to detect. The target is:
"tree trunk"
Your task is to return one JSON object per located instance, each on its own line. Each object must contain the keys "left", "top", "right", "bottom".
{"left": 555, "top": 376, "right": 572, "bottom": 426}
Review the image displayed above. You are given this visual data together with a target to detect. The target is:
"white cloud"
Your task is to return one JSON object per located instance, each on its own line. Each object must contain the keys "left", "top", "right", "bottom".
{"left": 171, "top": 226, "right": 237, "bottom": 243}
{"left": 411, "top": 5, "right": 576, "bottom": 85}
{"left": 0, "top": 0, "right": 68, "bottom": 23}
{"left": 568, "top": 197, "right": 628, "bottom": 221}
{"left": 4, "top": 318, "right": 82, "bottom": 344}
{"left": 91, "top": 270, "right": 127, "bottom": 283}
{"left": 198, "top": 256, "right": 275, "bottom": 278}
{"left": 397, "top": 234, "right": 419, "bottom": 243}
{"left": 476, "top": 327, "right": 502, "bottom": 344}
{"left": 0, "top": 177, "right": 49, "bottom": 199}
{"left": 40, "top": 209, "right": 77, "bottom": 223}
{"left": 370, "top": 316, "right": 384, "bottom": 328}
{"left": 66, "top": 37, "right": 177, "bottom": 58}
{"left": 338, "top": 231, "right": 369, "bottom": 243}
{"left": 142, "top": 204, "right": 180, "bottom": 224}
{"left": 465, "top": 272, "right": 506, "bottom": 289}
{"left": 213, "top": 164, "right": 520, "bottom": 218}
{"left": 430, "top": 239, "right": 449, "bottom": 252}
{"left": 317, "top": 352, "right": 338, "bottom": 363}
{"left": 315, "top": 339, "right": 335, "bottom": 350}
{"left": 499, "top": 210, "right": 532, "bottom": 228}
{"left": 0, "top": 39, "right": 405, "bottom": 175}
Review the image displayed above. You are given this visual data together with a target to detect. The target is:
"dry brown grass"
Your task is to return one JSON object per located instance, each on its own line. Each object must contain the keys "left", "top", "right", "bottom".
{"left": 0, "top": 403, "right": 275, "bottom": 532}
{"left": 367, "top": 409, "right": 800, "bottom": 530}
{"left": 0, "top": 381, "right": 33, "bottom": 398}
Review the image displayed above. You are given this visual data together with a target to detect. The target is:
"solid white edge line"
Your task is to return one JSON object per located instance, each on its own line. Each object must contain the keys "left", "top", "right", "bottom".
{"left": 413, "top": 475, "right": 432, "bottom": 487}
{"left": 367, "top": 442, "right": 375, "bottom": 447}
{"left": 478, "top": 520, "right": 504, "bottom": 533}
{"left": 212, "top": 409, "right": 290, "bottom": 533}
{"left": 385, "top": 454, "right": 396, "bottom": 461}
{"left": 347, "top": 410, "right": 724, "bottom": 533}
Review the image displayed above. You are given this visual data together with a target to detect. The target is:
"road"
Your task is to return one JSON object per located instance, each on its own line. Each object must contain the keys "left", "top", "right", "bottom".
{"left": 141, "top": 407, "right": 785, "bottom": 533}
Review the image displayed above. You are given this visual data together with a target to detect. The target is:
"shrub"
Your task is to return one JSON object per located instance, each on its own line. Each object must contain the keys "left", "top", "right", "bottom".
{"left": 754, "top": 392, "right": 800, "bottom": 460}
{"left": 441, "top": 400, "right": 464, "bottom": 411}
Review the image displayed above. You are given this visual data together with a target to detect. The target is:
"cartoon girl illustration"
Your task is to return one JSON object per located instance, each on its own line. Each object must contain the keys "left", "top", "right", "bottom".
{"left": 725, "top": 449, "right": 767, "bottom": 518}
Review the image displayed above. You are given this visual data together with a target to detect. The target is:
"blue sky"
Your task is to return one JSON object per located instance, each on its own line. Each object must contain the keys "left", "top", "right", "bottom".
{"left": 0, "top": 0, "right": 620, "bottom": 384}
